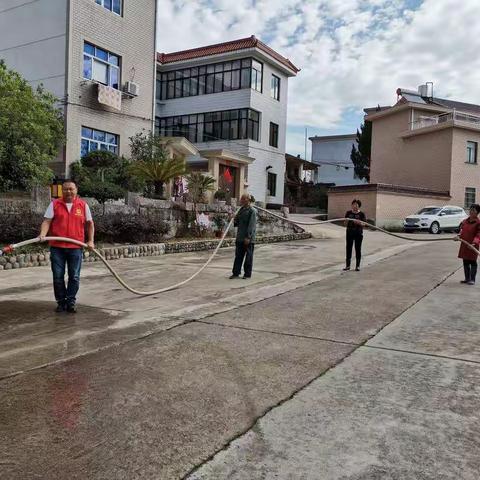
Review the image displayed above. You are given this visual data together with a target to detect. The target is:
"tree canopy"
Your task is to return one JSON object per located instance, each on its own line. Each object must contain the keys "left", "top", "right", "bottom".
{"left": 350, "top": 121, "right": 372, "bottom": 182}
{"left": 71, "top": 150, "right": 138, "bottom": 207}
{"left": 0, "top": 60, "right": 64, "bottom": 191}
{"left": 129, "top": 132, "right": 186, "bottom": 199}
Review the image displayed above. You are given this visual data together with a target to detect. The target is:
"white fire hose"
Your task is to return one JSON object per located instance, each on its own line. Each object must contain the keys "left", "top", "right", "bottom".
{"left": 0, "top": 208, "right": 478, "bottom": 297}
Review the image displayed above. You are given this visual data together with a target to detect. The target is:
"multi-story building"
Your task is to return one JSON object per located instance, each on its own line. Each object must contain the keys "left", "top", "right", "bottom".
{"left": 310, "top": 133, "right": 367, "bottom": 186}
{"left": 0, "top": 0, "right": 157, "bottom": 176}
{"left": 328, "top": 84, "right": 480, "bottom": 227}
{"left": 155, "top": 36, "right": 299, "bottom": 205}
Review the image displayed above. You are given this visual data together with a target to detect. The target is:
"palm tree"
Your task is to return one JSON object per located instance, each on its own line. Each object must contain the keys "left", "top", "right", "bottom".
{"left": 129, "top": 133, "right": 186, "bottom": 198}
{"left": 185, "top": 172, "right": 216, "bottom": 204}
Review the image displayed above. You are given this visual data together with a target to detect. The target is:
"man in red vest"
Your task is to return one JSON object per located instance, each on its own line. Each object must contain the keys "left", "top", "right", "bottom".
{"left": 39, "top": 180, "right": 95, "bottom": 313}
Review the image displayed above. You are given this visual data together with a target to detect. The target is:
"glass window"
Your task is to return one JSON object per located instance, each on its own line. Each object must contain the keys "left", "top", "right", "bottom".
{"left": 251, "top": 60, "right": 263, "bottom": 92}
{"left": 92, "top": 60, "right": 108, "bottom": 84}
{"left": 269, "top": 122, "right": 279, "bottom": 148}
{"left": 95, "top": 0, "right": 122, "bottom": 15}
{"left": 267, "top": 172, "right": 277, "bottom": 196}
{"left": 81, "top": 127, "right": 118, "bottom": 157}
{"left": 223, "top": 71, "right": 232, "bottom": 91}
{"left": 271, "top": 75, "right": 280, "bottom": 101}
{"left": 158, "top": 57, "right": 266, "bottom": 100}
{"left": 206, "top": 74, "right": 215, "bottom": 94}
{"left": 83, "top": 55, "right": 92, "bottom": 80}
{"left": 214, "top": 72, "right": 223, "bottom": 93}
{"left": 83, "top": 42, "right": 120, "bottom": 89}
{"left": 156, "top": 108, "right": 261, "bottom": 144}
{"left": 465, "top": 187, "right": 476, "bottom": 208}
{"left": 467, "top": 141, "right": 477, "bottom": 164}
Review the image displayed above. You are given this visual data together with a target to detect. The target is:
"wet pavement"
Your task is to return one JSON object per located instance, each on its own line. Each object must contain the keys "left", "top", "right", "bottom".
{"left": 0, "top": 226, "right": 473, "bottom": 480}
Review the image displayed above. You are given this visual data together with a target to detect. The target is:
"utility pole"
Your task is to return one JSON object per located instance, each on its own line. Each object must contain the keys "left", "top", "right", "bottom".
{"left": 304, "top": 127, "right": 308, "bottom": 160}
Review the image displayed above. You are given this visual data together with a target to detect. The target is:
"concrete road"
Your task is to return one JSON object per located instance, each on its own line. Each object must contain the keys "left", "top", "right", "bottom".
{"left": 1, "top": 225, "right": 476, "bottom": 480}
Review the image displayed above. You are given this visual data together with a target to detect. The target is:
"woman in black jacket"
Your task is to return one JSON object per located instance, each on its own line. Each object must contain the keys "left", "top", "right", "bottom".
{"left": 343, "top": 199, "right": 366, "bottom": 271}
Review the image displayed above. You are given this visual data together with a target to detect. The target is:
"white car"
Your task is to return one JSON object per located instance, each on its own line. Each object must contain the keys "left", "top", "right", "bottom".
{"left": 404, "top": 205, "right": 467, "bottom": 234}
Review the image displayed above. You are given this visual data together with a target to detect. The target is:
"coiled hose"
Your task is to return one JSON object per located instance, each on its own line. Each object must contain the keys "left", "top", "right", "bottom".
{"left": 0, "top": 208, "right": 478, "bottom": 296}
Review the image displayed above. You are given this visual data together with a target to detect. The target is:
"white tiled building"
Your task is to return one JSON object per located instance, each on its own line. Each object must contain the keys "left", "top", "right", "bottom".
{"left": 0, "top": 0, "right": 157, "bottom": 176}
{"left": 155, "top": 36, "right": 299, "bottom": 205}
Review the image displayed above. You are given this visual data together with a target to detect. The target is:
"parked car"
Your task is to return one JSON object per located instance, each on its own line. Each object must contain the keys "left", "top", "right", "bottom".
{"left": 404, "top": 205, "right": 467, "bottom": 234}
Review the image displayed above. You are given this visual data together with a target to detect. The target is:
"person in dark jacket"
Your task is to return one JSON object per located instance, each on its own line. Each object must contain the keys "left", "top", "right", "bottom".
{"left": 343, "top": 199, "right": 366, "bottom": 272}
{"left": 230, "top": 194, "right": 257, "bottom": 279}
{"left": 455, "top": 204, "right": 480, "bottom": 285}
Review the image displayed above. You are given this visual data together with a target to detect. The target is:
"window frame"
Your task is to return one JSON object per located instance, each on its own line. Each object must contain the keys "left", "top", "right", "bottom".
{"left": 159, "top": 57, "right": 264, "bottom": 100}
{"left": 267, "top": 172, "right": 277, "bottom": 197}
{"left": 271, "top": 74, "right": 281, "bottom": 101}
{"left": 269, "top": 122, "right": 279, "bottom": 148}
{"left": 466, "top": 141, "right": 478, "bottom": 164}
{"left": 95, "top": 0, "right": 122, "bottom": 16}
{"left": 83, "top": 42, "right": 121, "bottom": 89}
{"left": 81, "top": 126, "right": 119, "bottom": 157}
{"left": 465, "top": 187, "right": 476, "bottom": 209}
{"left": 155, "top": 108, "right": 260, "bottom": 143}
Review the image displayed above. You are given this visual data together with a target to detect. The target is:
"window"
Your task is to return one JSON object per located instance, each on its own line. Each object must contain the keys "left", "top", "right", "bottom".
{"left": 466, "top": 141, "right": 478, "bottom": 164}
{"left": 83, "top": 42, "right": 120, "bottom": 89}
{"left": 155, "top": 108, "right": 260, "bottom": 143}
{"left": 271, "top": 74, "right": 280, "bottom": 100}
{"left": 269, "top": 122, "right": 279, "bottom": 148}
{"left": 81, "top": 127, "right": 119, "bottom": 157}
{"left": 158, "top": 57, "right": 263, "bottom": 100}
{"left": 267, "top": 172, "right": 277, "bottom": 197}
{"left": 95, "top": 0, "right": 122, "bottom": 15}
{"left": 251, "top": 59, "right": 263, "bottom": 92}
{"left": 465, "top": 187, "right": 476, "bottom": 208}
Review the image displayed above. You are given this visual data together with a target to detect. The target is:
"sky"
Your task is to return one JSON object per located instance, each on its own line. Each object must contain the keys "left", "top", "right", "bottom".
{"left": 157, "top": 0, "right": 480, "bottom": 159}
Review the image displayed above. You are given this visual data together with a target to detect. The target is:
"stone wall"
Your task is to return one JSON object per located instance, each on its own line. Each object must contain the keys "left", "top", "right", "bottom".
{"left": 0, "top": 232, "right": 311, "bottom": 271}
{"left": 0, "top": 187, "right": 50, "bottom": 214}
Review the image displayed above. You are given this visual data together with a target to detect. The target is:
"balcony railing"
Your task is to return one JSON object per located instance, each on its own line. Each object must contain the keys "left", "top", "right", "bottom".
{"left": 410, "top": 110, "right": 480, "bottom": 130}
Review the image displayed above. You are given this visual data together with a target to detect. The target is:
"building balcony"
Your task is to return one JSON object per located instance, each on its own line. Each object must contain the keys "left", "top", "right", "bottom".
{"left": 402, "top": 110, "right": 480, "bottom": 137}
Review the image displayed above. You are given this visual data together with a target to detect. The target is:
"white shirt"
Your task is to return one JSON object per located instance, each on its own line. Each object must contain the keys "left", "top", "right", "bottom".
{"left": 44, "top": 201, "right": 93, "bottom": 221}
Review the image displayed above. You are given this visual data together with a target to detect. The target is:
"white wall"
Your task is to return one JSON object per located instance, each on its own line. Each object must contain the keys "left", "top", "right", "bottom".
{"left": 0, "top": 0, "right": 67, "bottom": 98}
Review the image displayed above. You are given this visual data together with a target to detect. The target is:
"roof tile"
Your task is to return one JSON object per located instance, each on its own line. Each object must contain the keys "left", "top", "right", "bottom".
{"left": 157, "top": 35, "right": 299, "bottom": 73}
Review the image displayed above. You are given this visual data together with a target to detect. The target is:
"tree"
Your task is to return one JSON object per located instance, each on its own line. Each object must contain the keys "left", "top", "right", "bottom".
{"left": 350, "top": 121, "right": 372, "bottom": 182}
{"left": 70, "top": 151, "right": 136, "bottom": 211}
{"left": 0, "top": 60, "right": 64, "bottom": 191}
{"left": 129, "top": 132, "right": 186, "bottom": 199}
{"left": 185, "top": 172, "right": 216, "bottom": 204}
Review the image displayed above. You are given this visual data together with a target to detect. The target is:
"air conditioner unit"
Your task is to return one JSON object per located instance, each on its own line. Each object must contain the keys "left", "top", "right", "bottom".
{"left": 124, "top": 81, "right": 139, "bottom": 97}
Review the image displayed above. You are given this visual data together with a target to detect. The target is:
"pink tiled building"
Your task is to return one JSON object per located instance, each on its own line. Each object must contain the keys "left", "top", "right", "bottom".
{"left": 328, "top": 84, "right": 480, "bottom": 228}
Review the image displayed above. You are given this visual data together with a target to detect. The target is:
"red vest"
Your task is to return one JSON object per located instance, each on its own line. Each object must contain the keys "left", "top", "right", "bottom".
{"left": 49, "top": 197, "right": 87, "bottom": 249}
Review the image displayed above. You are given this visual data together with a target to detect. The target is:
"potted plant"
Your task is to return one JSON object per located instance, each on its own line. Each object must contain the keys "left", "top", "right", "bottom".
{"left": 212, "top": 213, "right": 227, "bottom": 238}
{"left": 214, "top": 189, "right": 227, "bottom": 206}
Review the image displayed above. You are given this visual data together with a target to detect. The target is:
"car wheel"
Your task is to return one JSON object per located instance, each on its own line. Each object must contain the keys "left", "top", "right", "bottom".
{"left": 429, "top": 221, "right": 440, "bottom": 234}
{"left": 404, "top": 228, "right": 413, "bottom": 233}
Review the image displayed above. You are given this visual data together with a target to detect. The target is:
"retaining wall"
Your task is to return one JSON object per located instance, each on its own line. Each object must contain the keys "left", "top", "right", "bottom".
{"left": 0, "top": 232, "right": 311, "bottom": 272}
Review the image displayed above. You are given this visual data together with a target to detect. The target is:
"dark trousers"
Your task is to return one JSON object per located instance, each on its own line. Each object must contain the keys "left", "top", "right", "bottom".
{"left": 346, "top": 230, "right": 363, "bottom": 268}
{"left": 463, "top": 260, "right": 478, "bottom": 282}
{"left": 50, "top": 247, "right": 83, "bottom": 306}
{"left": 233, "top": 241, "right": 254, "bottom": 277}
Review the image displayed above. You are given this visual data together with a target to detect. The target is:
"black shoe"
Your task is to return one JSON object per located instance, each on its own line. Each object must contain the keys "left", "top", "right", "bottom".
{"left": 342, "top": 267, "right": 350, "bottom": 271}
{"left": 460, "top": 280, "right": 469, "bottom": 284}
{"left": 66, "top": 304, "right": 77, "bottom": 314}
{"left": 229, "top": 275, "right": 240, "bottom": 279}
{"left": 467, "top": 281, "right": 476, "bottom": 286}
{"left": 242, "top": 275, "right": 251, "bottom": 279}
{"left": 355, "top": 267, "right": 361, "bottom": 271}
{"left": 55, "top": 303, "right": 66, "bottom": 313}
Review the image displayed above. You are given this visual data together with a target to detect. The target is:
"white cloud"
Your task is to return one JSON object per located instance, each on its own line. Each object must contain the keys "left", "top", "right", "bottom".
{"left": 157, "top": 0, "right": 480, "bottom": 131}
